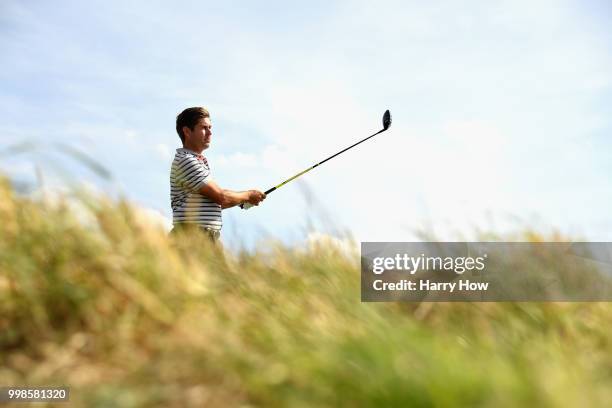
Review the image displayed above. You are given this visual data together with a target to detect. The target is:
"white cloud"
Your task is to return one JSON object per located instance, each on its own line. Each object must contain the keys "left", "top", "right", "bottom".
{"left": 133, "top": 206, "right": 173, "bottom": 232}
{"left": 215, "top": 151, "right": 259, "bottom": 168}
{"left": 153, "top": 143, "right": 172, "bottom": 160}
{"left": 304, "top": 231, "right": 358, "bottom": 260}
{"left": 125, "top": 130, "right": 138, "bottom": 142}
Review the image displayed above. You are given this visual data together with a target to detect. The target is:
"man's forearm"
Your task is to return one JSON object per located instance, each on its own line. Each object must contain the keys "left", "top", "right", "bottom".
{"left": 221, "top": 190, "right": 249, "bottom": 209}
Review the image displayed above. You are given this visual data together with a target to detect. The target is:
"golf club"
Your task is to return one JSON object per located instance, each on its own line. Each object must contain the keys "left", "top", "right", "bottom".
{"left": 241, "top": 110, "right": 392, "bottom": 209}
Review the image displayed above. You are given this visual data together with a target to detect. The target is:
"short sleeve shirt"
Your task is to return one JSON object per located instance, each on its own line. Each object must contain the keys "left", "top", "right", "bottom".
{"left": 170, "top": 148, "right": 222, "bottom": 231}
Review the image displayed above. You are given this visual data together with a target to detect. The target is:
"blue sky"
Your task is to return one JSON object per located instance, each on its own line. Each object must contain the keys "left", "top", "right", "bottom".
{"left": 1, "top": 0, "right": 611, "bottom": 248}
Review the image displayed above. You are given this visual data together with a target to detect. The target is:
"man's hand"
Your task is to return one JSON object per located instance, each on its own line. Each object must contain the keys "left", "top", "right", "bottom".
{"left": 247, "top": 190, "right": 266, "bottom": 206}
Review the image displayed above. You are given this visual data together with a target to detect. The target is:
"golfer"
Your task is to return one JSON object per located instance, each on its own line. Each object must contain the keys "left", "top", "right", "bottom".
{"left": 170, "top": 107, "right": 265, "bottom": 240}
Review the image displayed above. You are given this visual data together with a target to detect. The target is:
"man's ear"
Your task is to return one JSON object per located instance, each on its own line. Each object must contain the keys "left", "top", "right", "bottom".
{"left": 182, "top": 126, "right": 191, "bottom": 139}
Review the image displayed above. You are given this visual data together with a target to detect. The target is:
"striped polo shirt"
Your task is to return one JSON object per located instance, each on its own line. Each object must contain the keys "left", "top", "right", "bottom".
{"left": 170, "top": 148, "right": 222, "bottom": 231}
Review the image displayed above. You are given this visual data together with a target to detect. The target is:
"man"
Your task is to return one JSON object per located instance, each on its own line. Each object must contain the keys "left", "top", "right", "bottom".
{"left": 170, "top": 107, "right": 265, "bottom": 240}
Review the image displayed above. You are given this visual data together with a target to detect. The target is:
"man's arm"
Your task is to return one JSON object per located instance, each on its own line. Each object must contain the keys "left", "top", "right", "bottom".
{"left": 220, "top": 189, "right": 248, "bottom": 209}
{"left": 198, "top": 181, "right": 265, "bottom": 209}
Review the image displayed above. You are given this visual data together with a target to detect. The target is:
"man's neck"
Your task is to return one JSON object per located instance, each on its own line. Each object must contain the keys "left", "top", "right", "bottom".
{"left": 182, "top": 144, "right": 203, "bottom": 155}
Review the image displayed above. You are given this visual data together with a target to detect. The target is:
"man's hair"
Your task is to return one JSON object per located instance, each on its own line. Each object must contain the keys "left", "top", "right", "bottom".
{"left": 176, "top": 107, "right": 210, "bottom": 144}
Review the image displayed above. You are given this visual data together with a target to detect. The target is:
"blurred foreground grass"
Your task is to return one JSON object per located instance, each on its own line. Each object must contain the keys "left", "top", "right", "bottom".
{"left": 0, "top": 176, "right": 611, "bottom": 408}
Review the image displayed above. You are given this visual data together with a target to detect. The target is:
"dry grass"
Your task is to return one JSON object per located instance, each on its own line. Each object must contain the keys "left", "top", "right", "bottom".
{"left": 0, "top": 176, "right": 611, "bottom": 407}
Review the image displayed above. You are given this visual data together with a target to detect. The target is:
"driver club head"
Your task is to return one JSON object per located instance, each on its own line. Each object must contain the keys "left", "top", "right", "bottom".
{"left": 382, "top": 110, "right": 392, "bottom": 130}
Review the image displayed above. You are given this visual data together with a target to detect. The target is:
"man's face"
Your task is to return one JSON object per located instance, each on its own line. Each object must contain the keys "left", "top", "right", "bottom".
{"left": 184, "top": 117, "right": 212, "bottom": 152}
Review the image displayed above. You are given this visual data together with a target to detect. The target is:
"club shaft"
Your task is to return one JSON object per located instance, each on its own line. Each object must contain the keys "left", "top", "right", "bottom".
{"left": 264, "top": 127, "right": 385, "bottom": 195}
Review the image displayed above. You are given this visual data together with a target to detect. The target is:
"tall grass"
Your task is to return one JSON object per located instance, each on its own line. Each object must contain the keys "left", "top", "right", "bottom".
{"left": 0, "top": 175, "right": 611, "bottom": 407}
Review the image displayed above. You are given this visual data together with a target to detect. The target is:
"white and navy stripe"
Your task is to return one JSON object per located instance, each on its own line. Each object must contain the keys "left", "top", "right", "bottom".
{"left": 170, "top": 148, "right": 222, "bottom": 231}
